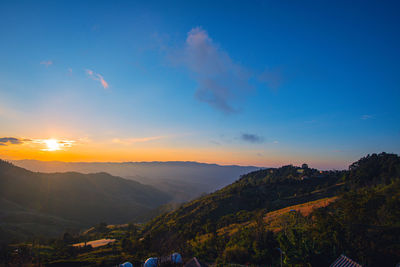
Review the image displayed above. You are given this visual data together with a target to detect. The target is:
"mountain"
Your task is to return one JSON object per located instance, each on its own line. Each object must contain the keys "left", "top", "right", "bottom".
{"left": 0, "top": 160, "right": 171, "bottom": 243}
{"left": 134, "top": 153, "right": 399, "bottom": 266}
{"left": 2, "top": 153, "right": 399, "bottom": 266}
{"left": 11, "top": 160, "right": 260, "bottom": 202}
{"left": 141, "top": 164, "right": 344, "bottom": 253}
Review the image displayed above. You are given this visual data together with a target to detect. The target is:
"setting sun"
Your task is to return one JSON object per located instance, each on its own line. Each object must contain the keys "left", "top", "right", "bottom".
{"left": 44, "top": 139, "right": 61, "bottom": 151}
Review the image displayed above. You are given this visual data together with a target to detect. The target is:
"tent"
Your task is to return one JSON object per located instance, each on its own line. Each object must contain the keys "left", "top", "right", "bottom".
{"left": 330, "top": 254, "right": 362, "bottom": 267}
{"left": 120, "top": 262, "right": 133, "bottom": 267}
{"left": 144, "top": 257, "right": 158, "bottom": 267}
{"left": 171, "top": 252, "right": 182, "bottom": 264}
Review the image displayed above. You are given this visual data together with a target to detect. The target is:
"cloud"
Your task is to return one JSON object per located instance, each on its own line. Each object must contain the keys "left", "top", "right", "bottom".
{"left": 171, "top": 27, "right": 252, "bottom": 113}
{"left": 86, "top": 69, "right": 109, "bottom": 89}
{"left": 156, "top": 27, "right": 285, "bottom": 113}
{"left": 0, "top": 137, "right": 30, "bottom": 146}
{"left": 31, "top": 139, "right": 75, "bottom": 151}
{"left": 209, "top": 140, "right": 221, "bottom": 146}
{"left": 40, "top": 60, "right": 53, "bottom": 67}
{"left": 241, "top": 133, "right": 264, "bottom": 144}
{"left": 361, "top": 114, "right": 373, "bottom": 120}
{"left": 112, "top": 136, "right": 164, "bottom": 145}
{"left": 0, "top": 137, "right": 77, "bottom": 151}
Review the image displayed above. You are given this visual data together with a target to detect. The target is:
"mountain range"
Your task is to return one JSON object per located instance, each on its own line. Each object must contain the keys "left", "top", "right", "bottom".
{"left": 1, "top": 153, "right": 399, "bottom": 266}
{"left": 11, "top": 160, "right": 260, "bottom": 202}
{"left": 0, "top": 160, "right": 171, "bottom": 243}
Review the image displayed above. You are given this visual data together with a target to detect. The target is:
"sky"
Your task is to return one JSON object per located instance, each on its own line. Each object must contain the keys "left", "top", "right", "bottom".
{"left": 0, "top": 0, "right": 399, "bottom": 169}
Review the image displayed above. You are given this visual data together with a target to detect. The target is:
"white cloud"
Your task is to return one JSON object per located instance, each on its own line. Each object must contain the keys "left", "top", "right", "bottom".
{"left": 40, "top": 60, "right": 53, "bottom": 67}
{"left": 361, "top": 114, "right": 373, "bottom": 120}
{"left": 86, "top": 69, "right": 109, "bottom": 89}
{"left": 165, "top": 27, "right": 283, "bottom": 114}
{"left": 172, "top": 27, "right": 252, "bottom": 113}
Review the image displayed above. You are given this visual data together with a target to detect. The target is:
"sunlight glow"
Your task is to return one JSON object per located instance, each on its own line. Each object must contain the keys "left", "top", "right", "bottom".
{"left": 44, "top": 139, "right": 61, "bottom": 151}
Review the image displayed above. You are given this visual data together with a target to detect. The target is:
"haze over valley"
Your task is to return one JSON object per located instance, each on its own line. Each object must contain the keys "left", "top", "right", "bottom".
{"left": 11, "top": 160, "right": 259, "bottom": 202}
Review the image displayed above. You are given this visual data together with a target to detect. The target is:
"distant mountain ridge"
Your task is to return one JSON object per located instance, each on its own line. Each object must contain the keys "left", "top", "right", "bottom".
{"left": 12, "top": 160, "right": 260, "bottom": 202}
{"left": 0, "top": 160, "right": 171, "bottom": 243}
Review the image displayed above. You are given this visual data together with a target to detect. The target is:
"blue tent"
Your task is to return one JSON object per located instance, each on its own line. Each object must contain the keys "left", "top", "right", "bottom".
{"left": 171, "top": 252, "right": 182, "bottom": 264}
{"left": 120, "top": 262, "right": 133, "bottom": 267}
{"left": 144, "top": 257, "right": 158, "bottom": 267}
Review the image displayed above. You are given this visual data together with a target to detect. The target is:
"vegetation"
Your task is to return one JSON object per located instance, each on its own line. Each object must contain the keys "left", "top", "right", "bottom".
{"left": 0, "top": 160, "right": 171, "bottom": 244}
{"left": 1, "top": 153, "right": 399, "bottom": 266}
{"left": 13, "top": 159, "right": 259, "bottom": 203}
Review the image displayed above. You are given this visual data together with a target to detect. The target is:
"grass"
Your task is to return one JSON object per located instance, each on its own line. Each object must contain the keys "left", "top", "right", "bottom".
{"left": 216, "top": 196, "right": 338, "bottom": 236}
{"left": 72, "top": 238, "right": 116, "bottom": 248}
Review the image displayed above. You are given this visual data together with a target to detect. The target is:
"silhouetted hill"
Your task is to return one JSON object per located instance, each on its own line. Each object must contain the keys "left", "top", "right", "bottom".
{"left": 11, "top": 160, "right": 260, "bottom": 202}
{"left": 0, "top": 160, "right": 171, "bottom": 243}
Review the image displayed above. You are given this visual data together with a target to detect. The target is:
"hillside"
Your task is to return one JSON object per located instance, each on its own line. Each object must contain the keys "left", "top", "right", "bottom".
{"left": 0, "top": 160, "right": 171, "bottom": 243}
{"left": 141, "top": 164, "right": 344, "bottom": 252}
{"left": 136, "top": 153, "right": 400, "bottom": 266}
{"left": 2, "top": 153, "right": 399, "bottom": 266}
{"left": 213, "top": 196, "right": 338, "bottom": 236}
{"left": 12, "top": 160, "right": 260, "bottom": 202}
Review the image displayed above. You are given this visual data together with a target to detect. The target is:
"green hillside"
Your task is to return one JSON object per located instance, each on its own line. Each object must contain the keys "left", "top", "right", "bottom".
{"left": 0, "top": 160, "right": 172, "bottom": 243}
{"left": 1, "top": 153, "right": 399, "bottom": 266}
{"left": 141, "top": 164, "right": 344, "bottom": 252}
{"left": 137, "top": 153, "right": 400, "bottom": 266}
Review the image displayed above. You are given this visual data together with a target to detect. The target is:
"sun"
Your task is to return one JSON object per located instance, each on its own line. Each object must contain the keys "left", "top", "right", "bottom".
{"left": 44, "top": 139, "right": 61, "bottom": 151}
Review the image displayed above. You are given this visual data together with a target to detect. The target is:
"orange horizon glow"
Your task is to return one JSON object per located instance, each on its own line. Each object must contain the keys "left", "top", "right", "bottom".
{"left": 0, "top": 139, "right": 350, "bottom": 170}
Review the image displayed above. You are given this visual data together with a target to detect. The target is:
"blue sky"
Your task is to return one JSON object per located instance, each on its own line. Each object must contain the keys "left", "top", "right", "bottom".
{"left": 0, "top": 0, "right": 399, "bottom": 169}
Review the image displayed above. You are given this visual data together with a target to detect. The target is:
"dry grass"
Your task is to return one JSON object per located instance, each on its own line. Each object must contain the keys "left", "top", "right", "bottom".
{"left": 216, "top": 196, "right": 338, "bottom": 236}
{"left": 72, "top": 238, "right": 116, "bottom": 248}
{"left": 264, "top": 197, "right": 337, "bottom": 222}
{"left": 82, "top": 223, "right": 128, "bottom": 235}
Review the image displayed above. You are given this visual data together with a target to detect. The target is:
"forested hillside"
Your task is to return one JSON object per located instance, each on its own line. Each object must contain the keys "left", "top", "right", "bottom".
{"left": 131, "top": 153, "right": 400, "bottom": 266}
{"left": 1, "top": 153, "right": 399, "bottom": 266}
{"left": 0, "top": 160, "right": 171, "bottom": 244}
{"left": 141, "top": 164, "right": 344, "bottom": 252}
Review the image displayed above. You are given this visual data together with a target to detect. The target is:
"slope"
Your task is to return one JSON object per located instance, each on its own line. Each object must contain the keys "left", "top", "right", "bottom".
{"left": 12, "top": 160, "right": 260, "bottom": 202}
{"left": 0, "top": 160, "right": 171, "bottom": 243}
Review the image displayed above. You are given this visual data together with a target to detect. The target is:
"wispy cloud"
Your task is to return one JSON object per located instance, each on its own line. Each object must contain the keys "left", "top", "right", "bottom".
{"left": 0, "top": 137, "right": 30, "bottom": 146}
{"left": 31, "top": 139, "right": 75, "bottom": 151}
{"left": 241, "top": 133, "right": 264, "bottom": 144}
{"left": 40, "top": 60, "right": 53, "bottom": 67}
{"left": 361, "top": 114, "right": 373, "bottom": 120}
{"left": 85, "top": 69, "right": 109, "bottom": 89}
{"left": 209, "top": 140, "right": 221, "bottom": 146}
{"left": 170, "top": 27, "right": 253, "bottom": 113}
{"left": 112, "top": 136, "right": 164, "bottom": 145}
{"left": 0, "top": 136, "right": 76, "bottom": 151}
{"left": 162, "top": 27, "right": 284, "bottom": 113}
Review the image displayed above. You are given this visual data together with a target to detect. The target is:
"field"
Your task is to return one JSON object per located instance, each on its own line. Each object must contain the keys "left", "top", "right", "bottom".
{"left": 73, "top": 238, "right": 116, "bottom": 248}
{"left": 217, "top": 196, "right": 338, "bottom": 236}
